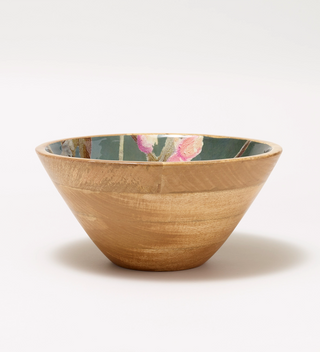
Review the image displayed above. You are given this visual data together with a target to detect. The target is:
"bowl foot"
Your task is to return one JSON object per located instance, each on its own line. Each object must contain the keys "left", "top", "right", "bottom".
{"left": 97, "top": 241, "right": 226, "bottom": 272}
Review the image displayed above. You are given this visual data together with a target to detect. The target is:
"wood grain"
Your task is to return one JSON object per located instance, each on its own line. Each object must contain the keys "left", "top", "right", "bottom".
{"left": 36, "top": 134, "right": 282, "bottom": 271}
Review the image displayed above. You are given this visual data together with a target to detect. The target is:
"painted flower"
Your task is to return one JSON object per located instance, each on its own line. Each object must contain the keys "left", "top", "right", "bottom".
{"left": 167, "top": 136, "right": 203, "bottom": 162}
{"left": 136, "top": 135, "right": 158, "bottom": 154}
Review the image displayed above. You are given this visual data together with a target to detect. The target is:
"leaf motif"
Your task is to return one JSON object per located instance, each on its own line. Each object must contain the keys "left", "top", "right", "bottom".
{"left": 234, "top": 140, "right": 251, "bottom": 158}
{"left": 158, "top": 137, "right": 177, "bottom": 162}
{"left": 61, "top": 138, "right": 91, "bottom": 158}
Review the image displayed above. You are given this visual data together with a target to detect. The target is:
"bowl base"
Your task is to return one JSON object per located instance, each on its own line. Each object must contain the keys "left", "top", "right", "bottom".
{"left": 96, "top": 240, "right": 226, "bottom": 272}
{"left": 110, "top": 259, "right": 208, "bottom": 272}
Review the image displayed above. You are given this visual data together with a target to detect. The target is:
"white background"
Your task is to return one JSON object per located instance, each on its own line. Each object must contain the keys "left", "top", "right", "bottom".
{"left": 1, "top": 1, "right": 319, "bottom": 351}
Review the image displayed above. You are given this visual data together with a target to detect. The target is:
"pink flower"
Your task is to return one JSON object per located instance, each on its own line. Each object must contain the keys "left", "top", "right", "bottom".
{"left": 136, "top": 135, "right": 158, "bottom": 154}
{"left": 167, "top": 136, "right": 203, "bottom": 162}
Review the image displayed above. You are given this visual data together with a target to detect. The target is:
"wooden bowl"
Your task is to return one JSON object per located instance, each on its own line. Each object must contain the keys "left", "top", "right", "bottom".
{"left": 36, "top": 133, "right": 282, "bottom": 271}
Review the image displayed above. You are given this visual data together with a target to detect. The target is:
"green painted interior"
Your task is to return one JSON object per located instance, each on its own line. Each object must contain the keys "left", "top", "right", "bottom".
{"left": 46, "top": 135, "right": 272, "bottom": 161}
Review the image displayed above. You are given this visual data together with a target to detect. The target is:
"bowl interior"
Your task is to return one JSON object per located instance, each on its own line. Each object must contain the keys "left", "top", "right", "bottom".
{"left": 45, "top": 134, "right": 272, "bottom": 162}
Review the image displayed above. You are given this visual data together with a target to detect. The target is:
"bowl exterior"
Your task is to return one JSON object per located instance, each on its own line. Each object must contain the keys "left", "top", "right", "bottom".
{"left": 36, "top": 140, "right": 281, "bottom": 271}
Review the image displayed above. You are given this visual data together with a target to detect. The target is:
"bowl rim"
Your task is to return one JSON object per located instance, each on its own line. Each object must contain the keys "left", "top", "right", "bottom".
{"left": 35, "top": 133, "right": 282, "bottom": 165}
